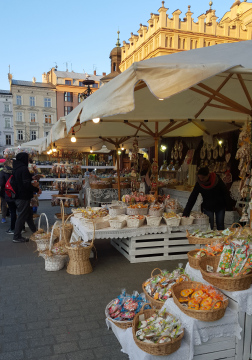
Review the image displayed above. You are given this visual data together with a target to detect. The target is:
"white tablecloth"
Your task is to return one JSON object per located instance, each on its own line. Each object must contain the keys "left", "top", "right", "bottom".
{"left": 106, "top": 298, "right": 241, "bottom": 360}
{"left": 71, "top": 216, "right": 209, "bottom": 242}
{"left": 185, "top": 262, "right": 252, "bottom": 316}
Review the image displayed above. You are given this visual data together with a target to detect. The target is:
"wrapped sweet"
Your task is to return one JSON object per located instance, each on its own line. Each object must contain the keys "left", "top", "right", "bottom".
{"left": 217, "top": 244, "right": 234, "bottom": 275}
{"left": 106, "top": 289, "right": 148, "bottom": 322}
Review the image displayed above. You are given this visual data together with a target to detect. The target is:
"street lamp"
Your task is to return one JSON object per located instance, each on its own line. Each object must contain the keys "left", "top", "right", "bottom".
{"left": 80, "top": 74, "right": 95, "bottom": 101}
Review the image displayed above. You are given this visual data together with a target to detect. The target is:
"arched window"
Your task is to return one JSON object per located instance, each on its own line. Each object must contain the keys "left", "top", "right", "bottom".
{"left": 183, "top": 39, "right": 186, "bottom": 50}
{"left": 170, "top": 37, "right": 173, "bottom": 48}
{"left": 113, "top": 63, "right": 116, "bottom": 72}
{"left": 195, "top": 40, "right": 198, "bottom": 48}
{"left": 165, "top": 37, "right": 168, "bottom": 47}
{"left": 178, "top": 37, "right": 181, "bottom": 49}
{"left": 191, "top": 40, "right": 193, "bottom": 49}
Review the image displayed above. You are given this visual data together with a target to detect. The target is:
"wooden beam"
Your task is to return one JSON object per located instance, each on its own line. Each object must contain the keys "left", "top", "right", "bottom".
{"left": 141, "top": 122, "right": 155, "bottom": 137}
{"left": 191, "top": 86, "right": 251, "bottom": 115}
{"left": 206, "top": 103, "right": 249, "bottom": 114}
{"left": 198, "top": 83, "right": 252, "bottom": 115}
{"left": 194, "top": 73, "right": 233, "bottom": 118}
{"left": 134, "top": 81, "right": 147, "bottom": 92}
{"left": 158, "top": 121, "right": 176, "bottom": 137}
{"left": 134, "top": 123, "right": 143, "bottom": 137}
{"left": 237, "top": 74, "right": 252, "bottom": 108}
{"left": 228, "top": 121, "right": 243, "bottom": 129}
{"left": 124, "top": 121, "right": 153, "bottom": 136}
{"left": 162, "top": 120, "right": 189, "bottom": 135}
{"left": 99, "top": 136, "right": 117, "bottom": 146}
{"left": 191, "top": 120, "right": 210, "bottom": 135}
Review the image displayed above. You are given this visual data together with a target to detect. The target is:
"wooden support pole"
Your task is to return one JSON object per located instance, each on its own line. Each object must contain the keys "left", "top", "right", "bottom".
{"left": 154, "top": 121, "right": 159, "bottom": 197}
{"left": 115, "top": 145, "right": 121, "bottom": 201}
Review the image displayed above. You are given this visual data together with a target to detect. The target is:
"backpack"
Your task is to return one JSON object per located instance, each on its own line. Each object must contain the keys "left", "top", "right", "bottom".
{"left": 5, "top": 175, "right": 17, "bottom": 199}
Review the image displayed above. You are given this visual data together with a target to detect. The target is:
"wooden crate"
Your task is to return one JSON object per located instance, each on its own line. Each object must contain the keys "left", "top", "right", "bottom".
{"left": 111, "top": 229, "right": 197, "bottom": 263}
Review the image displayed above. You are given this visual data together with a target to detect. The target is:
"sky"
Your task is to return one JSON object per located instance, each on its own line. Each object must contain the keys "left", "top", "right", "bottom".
{"left": 1, "top": 0, "right": 232, "bottom": 90}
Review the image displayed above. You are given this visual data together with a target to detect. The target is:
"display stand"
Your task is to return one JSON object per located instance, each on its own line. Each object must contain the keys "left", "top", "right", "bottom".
{"left": 185, "top": 263, "right": 252, "bottom": 360}
{"left": 106, "top": 297, "right": 241, "bottom": 360}
{"left": 71, "top": 217, "right": 208, "bottom": 263}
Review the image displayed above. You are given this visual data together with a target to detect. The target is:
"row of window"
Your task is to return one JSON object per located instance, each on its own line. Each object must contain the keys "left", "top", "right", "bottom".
{"left": 65, "top": 79, "right": 99, "bottom": 88}
{"left": 4, "top": 130, "right": 48, "bottom": 145}
{"left": 15, "top": 112, "right": 52, "bottom": 123}
{"left": 16, "top": 95, "right": 52, "bottom": 108}
{"left": 4, "top": 104, "right": 11, "bottom": 112}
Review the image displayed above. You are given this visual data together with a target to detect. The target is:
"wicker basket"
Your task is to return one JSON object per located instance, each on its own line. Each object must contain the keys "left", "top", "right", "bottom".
{"left": 193, "top": 218, "right": 210, "bottom": 226}
{"left": 187, "top": 250, "right": 207, "bottom": 270}
{"left": 53, "top": 202, "right": 73, "bottom": 244}
{"left": 142, "top": 268, "right": 167, "bottom": 309}
{"left": 82, "top": 217, "right": 110, "bottom": 230}
{"left": 171, "top": 281, "right": 228, "bottom": 321}
{"left": 105, "top": 299, "right": 133, "bottom": 329}
{"left": 148, "top": 207, "right": 164, "bottom": 217}
{"left": 186, "top": 230, "right": 226, "bottom": 245}
{"left": 65, "top": 221, "right": 95, "bottom": 275}
{"left": 199, "top": 256, "right": 252, "bottom": 291}
{"left": 181, "top": 216, "right": 194, "bottom": 226}
{"left": 109, "top": 217, "right": 127, "bottom": 229}
{"left": 39, "top": 223, "right": 68, "bottom": 271}
{"left": 109, "top": 205, "right": 126, "bottom": 217}
{"left": 126, "top": 207, "right": 148, "bottom": 216}
{"left": 163, "top": 216, "right": 181, "bottom": 227}
{"left": 127, "top": 216, "right": 145, "bottom": 228}
{"left": 132, "top": 304, "right": 184, "bottom": 355}
{"left": 146, "top": 216, "right": 162, "bottom": 227}
{"left": 32, "top": 213, "right": 52, "bottom": 251}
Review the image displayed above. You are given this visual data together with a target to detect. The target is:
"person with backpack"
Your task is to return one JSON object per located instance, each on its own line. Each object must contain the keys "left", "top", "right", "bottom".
{"left": 12, "top": 152, "right": 41, "bottom": 243}
{"left": 0, "top": 159, "right": 17, "bottom": 234}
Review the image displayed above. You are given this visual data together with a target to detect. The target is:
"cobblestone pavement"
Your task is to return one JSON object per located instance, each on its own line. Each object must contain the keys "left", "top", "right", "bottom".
{"left": 0, "top": 201, "right": 187, "bottom": 360}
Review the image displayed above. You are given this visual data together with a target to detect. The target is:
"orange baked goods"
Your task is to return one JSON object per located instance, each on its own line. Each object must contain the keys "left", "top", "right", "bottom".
{"left": 181, "top": 289, "right": 193, "bottom": 297}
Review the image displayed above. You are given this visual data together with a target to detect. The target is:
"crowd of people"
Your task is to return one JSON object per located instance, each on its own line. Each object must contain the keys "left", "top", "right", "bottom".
{"left": 0, "top": 153, "right": 41, "bottom": 243}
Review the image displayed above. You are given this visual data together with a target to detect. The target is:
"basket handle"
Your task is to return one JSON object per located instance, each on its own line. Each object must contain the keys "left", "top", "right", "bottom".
{"left": 62, "top": 213, "right": 74, "bottom": 245}
{"left": 229, "top": 223, "right": 242, "bottom": 230}
{"left": 38, "top": 213, "right": 49, "bottom": 234}
{"left": 151, "top": 268, "right": 163, "bottom": 278}
{"left": 139, "top": 303, "right": 154, "bottom": 313}
{"left": 186, "top": 230, "right": 190, "bottom": 236}
{"left": 49, "top": 222, "right": 57, "bottom": 252}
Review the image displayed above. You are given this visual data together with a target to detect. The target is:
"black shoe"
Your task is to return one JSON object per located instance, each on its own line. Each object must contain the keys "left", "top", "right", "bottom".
{"left": 13, "top": 237, "right": 29, "bottom": 243}
{"left": 6, "top": 229, "right": 14, "bottom": 234}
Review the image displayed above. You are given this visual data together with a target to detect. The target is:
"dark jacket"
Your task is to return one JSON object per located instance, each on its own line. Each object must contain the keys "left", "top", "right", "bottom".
{"left": 0, "top": 165, "right": 14, "bottom": 201}
{"left": 183, "top": 174, "right": 234, "bottom": 217}
{"left": 13, "top": 153, "right": 38, "bottom": 200}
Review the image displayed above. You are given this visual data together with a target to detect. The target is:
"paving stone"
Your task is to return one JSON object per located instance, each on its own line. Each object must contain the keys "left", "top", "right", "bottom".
{"left": 53, "top": 341, "right": 80, "bottom": 354}
{"left": 50, "top": 316, "right": 85, "bottom": 328}
{"left": 3, "top": 324, "right": 26, "bottom": 334}
{"left": 0, "top": 350, "right": 24, "bottom": 360}
{"left": 68, "top": 321, "right": 100, "bottom": 332}
{"left": 93, "top": 345, "right": 128, "bottom": 359}
{"left": 43, "top": 326, "right": 67, "bottom": 336}
{"left": 78, "top": 336, "right": 103, "bottom": 350}
{"left": 29, "top": 335, "right": 56, "bottom": 348}
{"left": 2, "top": 340, "right": 29, "bottom": 352}
{"left": 26, "top": 320, "right": 49, "bottom": 330}
{"left": 18, "top": 329, "right": 43, "bottom": 340}
{"left": 55, "top": 332, "right": 80, "bottom": 343}
{"left": 78, "top": 330, "right": 93, "bottom": 340}
{"left": 66, "top": 350, "right": 95, "bottom": 360}
{"left": 38, "top": 356, "right": 68, "bottom": 360}
{"left": 24, "top": 346, "right": 53, "bottom": 359}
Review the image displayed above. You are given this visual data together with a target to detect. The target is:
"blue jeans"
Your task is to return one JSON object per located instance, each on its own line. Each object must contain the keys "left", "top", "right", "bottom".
{"left": 203, "top": 208, "right": 225, "bottom": 230}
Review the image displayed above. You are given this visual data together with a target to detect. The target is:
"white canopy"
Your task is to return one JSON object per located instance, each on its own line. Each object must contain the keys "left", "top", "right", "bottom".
{"left": 45, "top": 41, "right": 252, "bottom": 151}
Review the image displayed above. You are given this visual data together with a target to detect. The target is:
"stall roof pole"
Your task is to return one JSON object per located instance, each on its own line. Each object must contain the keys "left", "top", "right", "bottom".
{"left": 115, "top": 142, "right": 121, "bottom": 201}
{"left": 154, "top": 122, "right": 159, "bottom": 197}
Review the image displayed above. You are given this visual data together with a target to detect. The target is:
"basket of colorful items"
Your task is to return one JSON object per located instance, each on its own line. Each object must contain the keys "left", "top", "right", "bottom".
{"left": 146, "top": 215, "right": 162, "bottom": 227}
{"left": 191, "top": 211, "right": 210, "bottom": 226}
{"left": 81, "top": 207, "right": 109, "bottom": 230}
{"left": 126, "top": 203, "right": 149, "bottom": 216}
{"left": 105, "top": 289, "right": 148, "bottom": 329}
{"left": 126, "top": 215, "right": 145, "bottom": 228}
{"left": 186, "top": 228, "right": 230, "bottom": 245}
{"left": 142, "top": 268, "right": 190, "bottom": 309}
{"left": 109, "top": 216, "right": 127, "bottom": 229}
{"left": 108, "top": 205, "right": 126, "bottom": 217}
{"left": 187, "top": 242, "right": 224, "bottom": 270}
{"left": 165, "top": 198, "right": 183, "bottom": 214}
{"left": 171, "top": 281, "right": 228, "bottom": 321}
{"left": 132, "top": 305, "right": 184, "bottom": 356}
{"left": 163, "top": 212, "right": 181, "bottom": 227}
{"left": 199, "top": 240, "right": 252, "bottom": 291}
{"left": 180, "top": 215, "right": 195, "bottom": 227}
{"left": 148, "top": 204, "right": 164, "bottom": 217}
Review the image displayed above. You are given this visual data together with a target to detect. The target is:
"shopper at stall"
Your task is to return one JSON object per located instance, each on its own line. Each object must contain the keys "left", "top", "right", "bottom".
{"left": 182, "top": 166, "right": 235, "bottom": 230}
{"left": 139, "top": 159, "right": 152, "bottom": 194}
{"left": 12, "top": 153, "right": 41, "bottom": 243}
{"left": 0, "top": 159, "right": 17, "bottom": 234}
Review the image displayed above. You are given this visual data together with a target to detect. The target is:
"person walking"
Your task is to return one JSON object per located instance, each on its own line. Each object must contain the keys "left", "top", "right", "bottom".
{"left": 0, "top": 159, "right": 17, "bottom": 234}
{"left": 12, "top": 153, "right": 41, "bottom": 243}
{"left": 0, "top": 159, "right": 8, "bottom": 223}
{"left": 182, "top": 166, "right": 235, "bottom": 230}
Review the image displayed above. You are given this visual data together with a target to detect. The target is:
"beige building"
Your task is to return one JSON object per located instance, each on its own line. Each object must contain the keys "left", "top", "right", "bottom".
{"left": 120, "top": 0, "right": 252, "bottom": 72}
{"left": 9, "top": 76, "right": 56, "bottom": 146}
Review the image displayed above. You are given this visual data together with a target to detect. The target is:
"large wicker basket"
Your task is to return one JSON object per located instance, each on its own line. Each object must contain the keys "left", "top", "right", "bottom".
{"left": 105, "top": 299, "right": 133, "bottom": 329}
{"left": 132, "top": 304, "right": 184, "bottom": 356}
{"left": 31, "top": 213, "right": 55, "bottom": 252}
{"left": 142, "top": 268, "right": 167, "bottom": 309}
{"left": 126, "top": 207, "right": 148, "bottom": 216}
{"left": 186, "top": 230, "right": 226, "bottom": 245}
{"left": 65, "top": 221, "right": 95, "bottom": 275}
{"left": 90, "top": 182, "right": 111, "bottom": 189}
{"left": 199, "top": 256, "right": 252, "bottom": 291}
{"left": 171, "top": 281, "right": 228, "bottom": 322}
{"left": 39, "top": 222, "right": 68, "bottom": 271}
{"left": 187, "top": 250, "right": 207, "bottom": 269}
